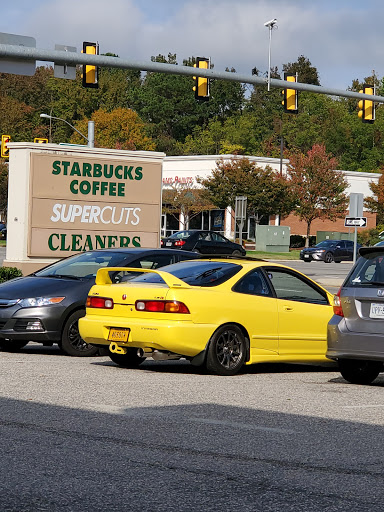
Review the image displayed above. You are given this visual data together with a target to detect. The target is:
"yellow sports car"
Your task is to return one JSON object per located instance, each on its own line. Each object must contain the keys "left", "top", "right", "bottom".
{"left": 79, "top": 258, "right": 334, "bottom": 375}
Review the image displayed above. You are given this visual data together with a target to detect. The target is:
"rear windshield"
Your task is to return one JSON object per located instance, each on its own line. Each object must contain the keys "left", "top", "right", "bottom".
{"left": 130, "top": 261, "right": 241, "bottom": 287}
{"left": 169, "top": 231, "right": 191, "bottom": 239}
{"left": 345, "top": 251, "right": 384, "bottom": 286}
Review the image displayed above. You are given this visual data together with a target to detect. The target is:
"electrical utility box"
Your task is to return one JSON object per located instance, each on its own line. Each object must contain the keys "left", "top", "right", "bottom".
{"left": 255, "top": 225, "right": 290, "bottom": 253}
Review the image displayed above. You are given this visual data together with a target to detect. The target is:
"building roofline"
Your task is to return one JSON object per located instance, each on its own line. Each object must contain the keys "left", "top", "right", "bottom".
{"left": 164, "top": 154, "right": 290, "bottom": 164}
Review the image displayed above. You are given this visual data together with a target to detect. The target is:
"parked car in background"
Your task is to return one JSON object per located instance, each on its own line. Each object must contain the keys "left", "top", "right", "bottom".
{"left": 0, "top": 248, "right": 197, "bottom": 357}
{"left": 300, "top": 240, "right": 359, "bottom": 263}
{"left": 327, "top": 247, "right": 384, "bottom": 384}
{"left": 161, "top": 230, "right": 246, "bottom": 256}
{"left": 0, "top": 222, "right": 6, "bottom": 240}
{"left": 80, "top": 257, "right": 334, "bottom": 376}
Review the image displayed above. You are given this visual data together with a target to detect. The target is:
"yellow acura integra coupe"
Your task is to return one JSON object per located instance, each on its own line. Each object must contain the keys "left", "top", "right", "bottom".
{"left": 79, "top": 258, "right": 334, "bottom": 376}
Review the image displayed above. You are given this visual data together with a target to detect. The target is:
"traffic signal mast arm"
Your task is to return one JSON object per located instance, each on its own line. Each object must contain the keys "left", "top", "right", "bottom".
{"left": 0, "top": 42, "right": 384, "bottom": 104}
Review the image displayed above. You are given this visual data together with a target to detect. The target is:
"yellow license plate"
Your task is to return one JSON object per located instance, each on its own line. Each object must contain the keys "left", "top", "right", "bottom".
{"left": 108, "top": 328, "right": 130, "bottom": 342}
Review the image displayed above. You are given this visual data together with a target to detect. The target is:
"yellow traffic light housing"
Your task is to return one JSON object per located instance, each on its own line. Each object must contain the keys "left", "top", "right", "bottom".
{"left": 1, "top": 135, "right": 10, "bottom": 159}
{"left": 34, "top": 138, "right": 48, "bottom": 143}
{"left": 193, "top": 57, "right": 210, "bottom": 101}
{"left": 82, "top": 42, "right": 99, "bottom": 89}
{"left": 282, "top": 73, "right": 298, "bottom": 113}
{"left": 358, "top": 86, "right": 375, "bottom": 123}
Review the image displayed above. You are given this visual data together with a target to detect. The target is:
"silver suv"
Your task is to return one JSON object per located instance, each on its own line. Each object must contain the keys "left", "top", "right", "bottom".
{"left": 327, "top": 247, "right": 384, "bottom": 384}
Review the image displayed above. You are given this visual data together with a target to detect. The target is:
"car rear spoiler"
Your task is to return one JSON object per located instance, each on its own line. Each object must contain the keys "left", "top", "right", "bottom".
{"left": 95, "top": 267, "right": 191, "bottom": 289}
{"left": 359, "top": 247, "right": 384, "bottom": 257}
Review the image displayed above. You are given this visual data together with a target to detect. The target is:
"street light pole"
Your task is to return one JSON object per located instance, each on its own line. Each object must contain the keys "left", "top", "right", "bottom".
{"left": 40, "top": 113, "right": 94, "bottom": 148}
{"left": 264, "top": 18, "right": 277, "bottom": 92}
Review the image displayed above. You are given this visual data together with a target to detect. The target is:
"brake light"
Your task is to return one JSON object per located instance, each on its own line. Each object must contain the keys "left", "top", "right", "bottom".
{"left": 135, "top": 300, "right": 190, "bottom": 314}
{"left": 160, "top": 240, "right": 164, "bottom": 246}
{"left": 333, "top": 289, "right": 344, "bottom": 317}
{"left": 174, "top": 240, "right": 186, "bottom": 246}
{"left": 86, "top": 296, "right": 114, "bottom": 309}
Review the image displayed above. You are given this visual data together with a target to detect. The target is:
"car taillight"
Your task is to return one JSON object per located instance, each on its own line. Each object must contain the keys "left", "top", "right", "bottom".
{"left": 86, "top": 296, "right": 114, "bottom": 309}
{"left": 333, "top": 289, "right": 344, "bottom": 317}
{"left": 160, "top": 240, "right": 164, "bottom": 246}
{"left": 135, "top": 300, "right": 190, "bottom": 314}
{"left": 174, "top": 240, "right": 186, "bottom": 246}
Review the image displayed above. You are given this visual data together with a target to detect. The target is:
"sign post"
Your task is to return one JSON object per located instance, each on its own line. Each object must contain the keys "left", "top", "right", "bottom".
{"left": 234, "top": 196, "right": 247, "bottom": 247}
{"left": 348, "top": 193, "right": 365, "bottom": 264}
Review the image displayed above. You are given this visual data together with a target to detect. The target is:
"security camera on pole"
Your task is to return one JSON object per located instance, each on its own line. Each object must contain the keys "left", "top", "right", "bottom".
{"left": 264, "top": 18, "right": 277, "bottom": 92}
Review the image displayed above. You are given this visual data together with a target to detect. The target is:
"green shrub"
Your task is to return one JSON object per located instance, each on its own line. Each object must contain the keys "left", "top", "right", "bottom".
{"left": 0, "top": 267, "right": 23, "bottom": 283}
{"left": 290, "top": 235, "right": 316, "bottom": 248}
{"left": 357, "top": 224, "right": 384, "bottom": 246}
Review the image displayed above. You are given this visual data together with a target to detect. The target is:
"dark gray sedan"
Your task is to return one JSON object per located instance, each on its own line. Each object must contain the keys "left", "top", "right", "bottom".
{"left": 300, "top": 240, "right": 359, "bottom": 263}
{"left": 327, "top": 247, "right": 384, "bottom": 384}
{"left": 161, "top": 230, "right": 246, "bottom": 256}
{"left": 0, "top": 248, "right": 197, "bottom": 356}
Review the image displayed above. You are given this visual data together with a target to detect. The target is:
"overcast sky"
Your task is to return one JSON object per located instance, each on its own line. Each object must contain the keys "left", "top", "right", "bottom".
{"left": 1, "top": 0, "right": 382, "bottom": 90}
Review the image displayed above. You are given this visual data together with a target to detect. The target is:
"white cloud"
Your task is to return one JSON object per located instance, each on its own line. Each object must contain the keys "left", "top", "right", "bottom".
{"left": 2, "top": 0, "right": 383, "bottom": 89}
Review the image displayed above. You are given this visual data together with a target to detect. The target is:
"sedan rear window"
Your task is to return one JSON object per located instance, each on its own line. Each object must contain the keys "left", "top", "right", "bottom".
{"left": 130, "top": 261, "right": 241, "bottom": 287}
{"left": 345, "top": 251, "right": 384, "bottom": 286}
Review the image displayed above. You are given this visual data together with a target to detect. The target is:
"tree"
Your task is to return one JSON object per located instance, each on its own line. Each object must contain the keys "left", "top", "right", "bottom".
{"left": 364, "top": 172, "right": 384, "bottom": 224}
{"left": 282, "top": 55, "right": 320, "bottom": 85}
{"left": 162, "top": 183, "right": 215, "bottom": 229}
{"left": 287, "top": 144, "right": 348, "bottom": 246}
{"left": 199, "top": 157, "right": 294, "bottom": 224}
{"left": 70, "top": 108, "right": 155, "bottom": 151}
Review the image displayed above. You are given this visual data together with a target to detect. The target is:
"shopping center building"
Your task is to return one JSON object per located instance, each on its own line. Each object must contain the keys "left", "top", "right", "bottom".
{"left": 162, "top": 154, "right": 380, "bottom": 239}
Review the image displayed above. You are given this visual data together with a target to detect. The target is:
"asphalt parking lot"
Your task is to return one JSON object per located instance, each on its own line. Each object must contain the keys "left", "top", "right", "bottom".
{"left": 0, "top": 345, "right": 383, "bottom": 511}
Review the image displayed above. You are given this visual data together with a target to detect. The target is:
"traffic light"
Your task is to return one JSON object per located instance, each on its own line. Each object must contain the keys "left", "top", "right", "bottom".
{"left": 82, "top": 42, "right": 99, "bottom": 88}
{"left": 34, "top": 138, "right": 48, "bottom": 143}
{"left": 358, "top": 86, "right": 375, "bottom": 123}
{"left": 193, "top": 57, "right": 210, "bottom": 101}
{"left": 282, "top": 73, "right": 298, "bottom": 113}
{"left": 1, "top": 135, "right": 10, "bottom": 159}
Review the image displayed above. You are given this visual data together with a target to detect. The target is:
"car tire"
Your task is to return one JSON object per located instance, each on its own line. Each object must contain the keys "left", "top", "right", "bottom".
{"left": 232, "top": 250, "right": 242, "bottom": 256}
{"left": 324, "top": 252, "right": 334, "bottom": 263}
{"left": 109, "top": 347, "right": 146, "bottom": 368}
{"left": 0, "top": 339, "right": 28, "bottom": 352}
{"left": 206, "top": 324, "right": 246, "bottom": 376}
{"left": 60, "top": 310, "right": 99, "bottom": 357}
{"left": 338, "top": 358, "right": 383, "bottom": 385}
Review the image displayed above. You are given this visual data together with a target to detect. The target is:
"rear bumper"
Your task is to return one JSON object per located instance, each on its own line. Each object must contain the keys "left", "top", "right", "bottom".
{"left": 327, "top": 315, "right": 384, "bottom": 362}
{"left": 79, "top": 315, "right": 216, "bottom": 358}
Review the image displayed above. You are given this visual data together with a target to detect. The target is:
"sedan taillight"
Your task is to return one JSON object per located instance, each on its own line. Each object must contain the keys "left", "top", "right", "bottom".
{"left": 333, "top": 289, "right": 344, "bottom": 317}
{"left": 135, "top": 300, "right": 190, "bottom": 314}
{"left": 86, "top": 296, "right": 114, "bottom": 309}
{"left": 174, "top": 240, "right": 186, "bottom": 246}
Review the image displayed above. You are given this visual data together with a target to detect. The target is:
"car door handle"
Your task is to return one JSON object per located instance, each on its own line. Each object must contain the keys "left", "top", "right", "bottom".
{"left": 283, "top": 306, "right": 294, "bottom": 311}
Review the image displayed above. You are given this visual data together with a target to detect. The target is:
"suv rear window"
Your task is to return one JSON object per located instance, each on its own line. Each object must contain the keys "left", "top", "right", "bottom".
{"left": 345, "top": 251, "right": 384, "bottom": 286}
{"left": 130, "top": 261, "right": 241, "bottom": 287}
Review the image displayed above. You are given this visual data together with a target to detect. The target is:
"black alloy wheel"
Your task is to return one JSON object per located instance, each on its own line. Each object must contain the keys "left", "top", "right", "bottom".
{"left": 109, "top": 347, "right": 146, "bottom": 368}
{"left": 60, "top": 310, "right": 99, "bottom": 357}
{"left": 206, "top": 324, "right": 246, "bottom": 376}
{"left": 324, "top": 252, "right": 334, "bottom": 263}
{"left": 338, "top": 358, "right": 383, "bottom": 385}
{"left": 0, "top": 339, "right": 29, "bottom": 352}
